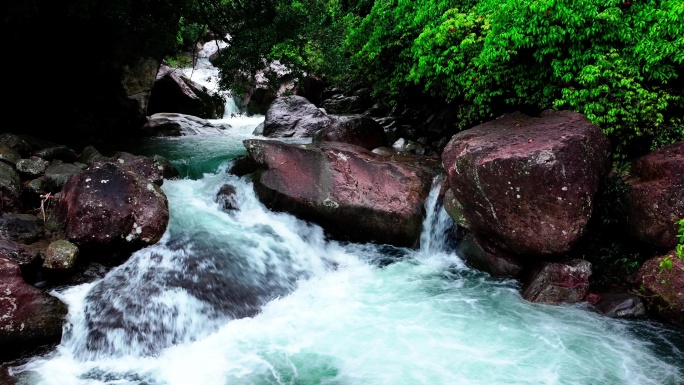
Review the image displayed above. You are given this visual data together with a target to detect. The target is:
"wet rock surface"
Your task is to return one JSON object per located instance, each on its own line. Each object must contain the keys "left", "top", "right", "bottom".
{"left": 523, "top": 259, "right": 592, "bottom": 304}
{"left": 442, "top": 110, "right": 610, "bottom": 256}
{"left": 313, "top": 115, "right": 387, "bottom": 150}
{"left": 627, "top": 141, "right": 684, "bottom": 250}
{"left": 261, "top": 96, "right": 332, "bottom": 138}
{"left": 0, "top": 257, "right": 67, "bottom": 361}
{"left": 55, "top": 162, "right": 169, "bottom": 252}
{"left": 244, "top": 139, "right": 434, "bottom": 246}
{"left": 636, "top": 253, "right": 684, "bottom": 326}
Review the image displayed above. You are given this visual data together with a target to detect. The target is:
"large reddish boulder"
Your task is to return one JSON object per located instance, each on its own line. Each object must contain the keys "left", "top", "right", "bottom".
{"left": 55, "top": 162, "right": 169, "bottom": 251}
{"left": 522, "top": 259, "right": 592, "bottom": 304}
{"left": 261, "top": 96, "right": 332, "bottom": 138}
{"left": 0, "top": 257, "right": 67, "bottom": 360}
{"left": 636, "top": 253, "right": 684, "bottom": 326}
{"left": 313, "top": 115, "right": 387, "bottom": 150}
{"left": 627, "top": 141, "right": 684, "bottom": 249}
{"left": 442, "top": 110, "right": 610, "bottom": 255}
{"left": 244, "top": 140, "right": 434, "bottom": 246}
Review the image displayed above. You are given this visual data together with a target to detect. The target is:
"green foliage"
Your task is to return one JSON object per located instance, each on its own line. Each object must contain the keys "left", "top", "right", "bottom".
{"left": 660, "top": 218, "right": 684, "bottom": 272}
{"left": 345, "top": 0, "right": 684, "bottom": 159}
{"left": 212, "top": 0, "right": 351, "bottom": 96}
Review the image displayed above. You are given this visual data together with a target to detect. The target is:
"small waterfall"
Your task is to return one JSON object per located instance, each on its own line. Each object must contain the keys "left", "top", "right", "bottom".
{"left": 419, "top": 174, "right": 455, "bottom": 255}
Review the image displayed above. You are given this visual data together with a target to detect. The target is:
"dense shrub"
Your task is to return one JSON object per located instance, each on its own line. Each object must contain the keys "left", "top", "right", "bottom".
{"left": 345, "top": 0, "right": 684, "bottom": 159}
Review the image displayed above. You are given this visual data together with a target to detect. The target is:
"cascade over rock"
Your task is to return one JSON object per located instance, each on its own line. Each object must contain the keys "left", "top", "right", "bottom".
{"left": 626, "top": 140, "right": 684, "bottom": 249}
{"left": 243, "top": 139, "right": 434, "bottom": 246}
{"left": 147, "top": 64, "right": 224, "bottom": 119}
{"left": 55, "top": 162, "right": 169, "bottom": 253}
{"left": 0, "top": 257, "right": 67, "bottom": 360}
{"left": 442, "top": 110, "right": 610, "bottom": 256}
{"left": 142, "top": 113, "right": 231, "bottom": 137}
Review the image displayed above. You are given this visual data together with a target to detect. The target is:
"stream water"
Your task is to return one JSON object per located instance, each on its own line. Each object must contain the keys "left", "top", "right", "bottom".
{"left": 9, "top": 53, "right": 684, "bottom": 385}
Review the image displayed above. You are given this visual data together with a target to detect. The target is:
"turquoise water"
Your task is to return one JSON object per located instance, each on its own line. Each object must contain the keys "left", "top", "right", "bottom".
{"left": 10, "top": 115, "right": 684, "bottom": 385}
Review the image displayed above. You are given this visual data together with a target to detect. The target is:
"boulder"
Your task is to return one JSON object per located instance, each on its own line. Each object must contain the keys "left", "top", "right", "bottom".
{"left": 141, "top": 113, "right": 231, "bottom": 137}
{"left": 594, "top": 292, "right": 647, "bottom": 318}
{"left": 244, "top": 140, "right": 434, "bottom": 246}
{"left": 147, "top": 64, "right": 224, "bottom": 119}
{"left": 122, "top": 57, "right": 160, "bottom": 122}
{"left": 216, "top": 184, "right": 238, "bottom": 211}
{"left": 321, "top": 89, "right": 371, "bottom": 115}
{"left": 0, "top": 162, "right": 21, "bottom": 214}
{"left": 456, "top": 233, "right": 524, "bottom": 278}
{"left": 0, "top": 134, "right": 32, "bottom": 156}
{"left": 313, "top": 115, "right": 387, "bottom": 150}
{"left": 42, "top": 240, "right": 79, "bottom": 271}
{"left": 0, "top": 143, "right": 20, "bottom": 166}
{"left": 32, "top": 145, "right": 77, "bottom": 162}
{"left": 151, "top": 155, "right": 179, "bottom": 180}
{"left": 77, "top": 146, "right": 108, "bottom": 166}
{"left": 261, "top": 96, "right": 332, "bottom": 138}
{"left": 0, "top": 257, "right": 67, "bottom": 360}
{"left": 522, "top": 259, "right": 592, "bottom": 304}
{"left": 442, "top": 110, "right": 610, "bottom": 255}
{"left": 55, "top": 162, "right": 169, "bottom": 251}
{"left": 627, "top": 141, "right": 684, "bottom": 249}
{"left": 0, "top": 365, "right": 16, "bottom": 385}
{"left": 16, "top": 157, "right": 49, "bottom": 178}
{"left": 636, "top": 253, "right": 684, "bottom": 326}
{"left": 44, "top": 160, "right": 84, "bottom": 191}
{"left": 0, "top": 239, "right": 41, "bottom": 267}
{"left": 0, "top": 214, "right": 44, "bottom": 243}
{"left": 108, "top": 152, "right": 165, "bottom": 186}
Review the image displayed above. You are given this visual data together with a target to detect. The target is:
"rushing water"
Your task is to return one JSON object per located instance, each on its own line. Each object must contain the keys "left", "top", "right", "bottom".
{"left": 10, "top": 112, "right": 684, "bottom": 385}
{"left": 10, "top": 54, "right": 684, "bottom": 384}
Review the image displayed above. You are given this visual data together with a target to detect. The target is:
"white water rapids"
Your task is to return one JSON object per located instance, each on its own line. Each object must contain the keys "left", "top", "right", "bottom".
{"left": 9, "top": 51, "right": 684, "bottom": 385}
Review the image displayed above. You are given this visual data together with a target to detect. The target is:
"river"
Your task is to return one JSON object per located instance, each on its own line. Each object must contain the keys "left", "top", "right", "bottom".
{"left": 8, "top": 52, "right": 684, "bottom": 385}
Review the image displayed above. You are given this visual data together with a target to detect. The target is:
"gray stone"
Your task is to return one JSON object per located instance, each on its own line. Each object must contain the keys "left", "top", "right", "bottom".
{"left": 0, "top": 213, "right": 44, "bottom": 243}
{"left": 42, "top": 240, "right": 79, "bottom": 270}
{"left": 0, "top": 143, "right": 20, "bottom": 166}
{"left": 16, "top": 157, "right": 49, "bottom": 177}
{"left": 594, "top": 293, "right": 647, "bottom": 318}
{"left": 0, "top": 162, "right": 20, "bottom": 214}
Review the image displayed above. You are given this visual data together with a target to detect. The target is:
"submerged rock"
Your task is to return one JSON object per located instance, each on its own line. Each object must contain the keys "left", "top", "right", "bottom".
{"left": 627, "top": 141, "right": 684, "bottom": 250}
{"left": 0, "top": 257, "right": 67, "bottom": 360}
{"left": 216, "top": 184, "right": 238, "bottom": 211}
{"left": 55, "top": 162, "right": 169, "bottom": 252}
{"left": 442, "top": 110, "right": 610, "bottom": 256}
{"left": 244, "top": 139, "right": 434, "bottom": 246}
